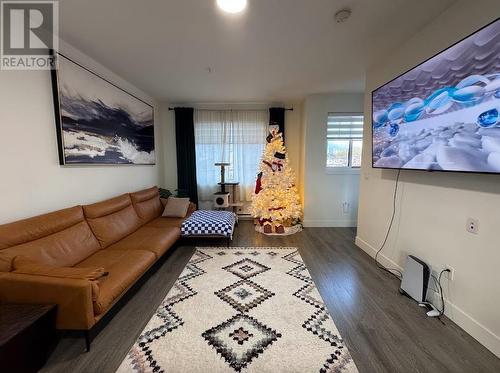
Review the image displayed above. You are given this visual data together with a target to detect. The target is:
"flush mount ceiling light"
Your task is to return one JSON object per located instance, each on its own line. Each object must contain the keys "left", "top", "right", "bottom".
{"left": 217, "top": 0, "right": 247, "bottom": 14}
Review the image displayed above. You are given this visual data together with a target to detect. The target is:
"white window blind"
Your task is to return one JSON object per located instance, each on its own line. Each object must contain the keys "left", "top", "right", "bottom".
{"left": 326, "top": 113, "right": 364, "bottom": 168}
{"left": 327, "top": 114, "right": 364, "bottom": 140}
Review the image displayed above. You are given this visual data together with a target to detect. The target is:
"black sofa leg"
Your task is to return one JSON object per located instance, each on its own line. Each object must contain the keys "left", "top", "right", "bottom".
{"left": 84, "top": 330, "right": 91, "bottom": 352}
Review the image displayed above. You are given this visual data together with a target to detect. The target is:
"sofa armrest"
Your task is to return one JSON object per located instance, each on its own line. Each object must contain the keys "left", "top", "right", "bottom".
{"left": 13, "top": 256, "right": 107, "bottom": 281}
{"left": 0, "top": 272, "right": 96, "bottom": 330}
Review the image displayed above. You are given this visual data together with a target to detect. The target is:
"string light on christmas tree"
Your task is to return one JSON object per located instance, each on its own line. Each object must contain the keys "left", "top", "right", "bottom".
{"left": 251, "top": 128, "right": 302, "bottom": 235}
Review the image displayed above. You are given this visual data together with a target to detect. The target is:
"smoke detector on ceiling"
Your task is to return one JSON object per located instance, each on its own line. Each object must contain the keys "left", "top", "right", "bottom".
{"left": 334, "top": 8, "right": 352, "bottom": 23}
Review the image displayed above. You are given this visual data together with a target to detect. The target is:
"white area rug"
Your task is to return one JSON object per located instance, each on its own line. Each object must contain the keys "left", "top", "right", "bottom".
{"left": 117, "top": 247, "right": 358, "bottom": 373}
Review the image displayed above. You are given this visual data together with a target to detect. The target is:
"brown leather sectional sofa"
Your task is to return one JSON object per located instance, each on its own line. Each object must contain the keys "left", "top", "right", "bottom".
{"left": 0, "top": 186, "right": 194, "bottom": 344}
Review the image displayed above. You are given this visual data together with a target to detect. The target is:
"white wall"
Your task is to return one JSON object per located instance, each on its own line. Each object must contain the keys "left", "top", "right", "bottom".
{"left": 0, "top": 40, "right": 160, "bottom": 224}
{"left": 302, "top": 93, "right": 364, "bottom": 227}
{"left": 357, "top": 0, "right": 500, "bottom": 357}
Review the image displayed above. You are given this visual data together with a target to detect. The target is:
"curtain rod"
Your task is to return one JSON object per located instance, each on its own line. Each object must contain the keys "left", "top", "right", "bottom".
{"left": 168, "top": 107, "right": 293, "bottom": 111}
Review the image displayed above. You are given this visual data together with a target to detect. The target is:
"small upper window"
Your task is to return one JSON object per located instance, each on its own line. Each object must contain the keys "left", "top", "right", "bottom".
{"left": 326, "top": 113, "right": 364, "bottom": 168}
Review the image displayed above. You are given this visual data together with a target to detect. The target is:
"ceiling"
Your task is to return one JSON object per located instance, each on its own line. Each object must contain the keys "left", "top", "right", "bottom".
{"left": 59, "top": 0, "right": 456, "bottom": 103}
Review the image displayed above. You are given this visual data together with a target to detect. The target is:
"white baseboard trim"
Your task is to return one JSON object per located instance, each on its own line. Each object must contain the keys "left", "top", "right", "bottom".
{"left": 303, "top": 219, "right": 357, "bottom": 227}
{"left": 355, "top": 236, "right": 404, "bottom": 272}
{"left": 355, "top": 235, "right": 500, "bottom": 358}
{"left": 426, "top": 287, "right": 500, "bottom": 358}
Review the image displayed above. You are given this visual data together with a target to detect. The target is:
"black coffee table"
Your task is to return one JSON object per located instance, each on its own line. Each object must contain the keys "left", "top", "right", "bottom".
{"left": 0, "top": 304, "right": 58, "bottom": 373}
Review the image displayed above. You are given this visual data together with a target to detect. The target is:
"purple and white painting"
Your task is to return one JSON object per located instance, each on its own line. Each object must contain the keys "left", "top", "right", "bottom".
{"left": 372, "top": 18, "right": 500, "bottom": 173}
{"left": 53, "top": 55, "right": 155, "bottom": 165}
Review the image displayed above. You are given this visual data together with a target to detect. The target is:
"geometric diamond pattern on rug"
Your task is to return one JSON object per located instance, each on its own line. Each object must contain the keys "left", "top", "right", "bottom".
{"left": 126, "top": 306, "right": 183, "bottom": 373}
{"left": 117, "top": 247, "right": 358, "bottom": 373}
{"left": 303, "top": 308, "right": 344, "bottom": 347}
{"left": 229, "top": 327, "right": 253, "bottom": 345}
{"left": 190, "top": 250, "right": 213, "bottom": 264}
{"left": 282, "top": 250, "right": 303, "bottom": 265}
{"left": 293, "top": 282, "right": 325, "bottom": 309}
{"left": 138, "top": 306, "right": 184, "bottom": 345}
{"left": 126, "top": 344, "right": 161, "bottom": 373}
{"left": 178, "top": 263, "right": 205, "bottom": 282}
{"left": 287, "top": 263, "right": 313, "bottom": 283}
{"left": 121, "top": 248, "right": 214, "bottom": 373}
{"left": 240, "top": 265, "right": 254, "bottom": 272}
{"left": 202, "top": 314, "right": 282, "bottom": 372}
{"left": 215, "top": 279, "right": 275, "bottom": 313}
{"left": 223, "top": 258, "right": 270, "bottom": 279}
{"left": 163, "top": 281, "right": 197, "bottom": 306}
{"left": 320, "top": 349, "right": 351, "bottom": 373}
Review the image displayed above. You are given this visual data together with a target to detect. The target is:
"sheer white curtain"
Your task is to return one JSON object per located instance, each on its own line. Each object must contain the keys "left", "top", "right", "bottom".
{"left": 194, "top": 110, "right": 268, "bottom": 202}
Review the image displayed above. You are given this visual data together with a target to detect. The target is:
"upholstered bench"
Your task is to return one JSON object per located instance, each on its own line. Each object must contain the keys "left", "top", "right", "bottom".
{"left": 181, "top": 210, "right": 237, "bottom": 242}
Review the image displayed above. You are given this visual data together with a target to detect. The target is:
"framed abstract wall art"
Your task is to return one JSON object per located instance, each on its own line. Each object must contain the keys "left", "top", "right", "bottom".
{"left": 51, "top": 53, "right": 155, "bottom": 165}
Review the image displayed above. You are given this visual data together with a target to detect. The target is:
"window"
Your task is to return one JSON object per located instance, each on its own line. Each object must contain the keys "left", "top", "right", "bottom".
{"left": 194, "top": 110, "right": 268, "bottom": 202}
{"left": 326, "top": 113, "right": 364, "bottom": 169}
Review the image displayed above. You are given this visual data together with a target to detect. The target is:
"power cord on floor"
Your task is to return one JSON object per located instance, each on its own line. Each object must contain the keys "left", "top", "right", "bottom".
{"left": 430, "top": 269, "right": 450, "bottom": 317}
{"left": 374, "top": 169, "right": 403, "bottom": 280}
{"left": 419, "top": 268, "right": 450, "bottom": 323}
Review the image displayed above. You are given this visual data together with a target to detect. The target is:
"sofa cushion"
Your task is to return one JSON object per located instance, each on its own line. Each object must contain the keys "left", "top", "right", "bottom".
{"left": 130, "top": 186, "right": 163, "bottom": 224}
{"left": 75, "top": 250, "right": 155, "bottom": 315}
{"left": 83, "top": 194, "right": 142, "bottom": 248}
{"left": 0, "top": 206, "right": 101, "bottom": 272}
{"left": 107, "top": 226, "right": 180, "bottom": 258}
{"left": 145, "top": 217, "right": 185, "bottom": 229}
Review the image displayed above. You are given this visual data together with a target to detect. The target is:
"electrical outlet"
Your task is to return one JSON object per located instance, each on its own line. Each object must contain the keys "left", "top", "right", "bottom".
{"left": 444, "top": 265, "right": 455, "bottom": 281}
{"left": 466, "top": 218, "right": 479, "bottom": 234}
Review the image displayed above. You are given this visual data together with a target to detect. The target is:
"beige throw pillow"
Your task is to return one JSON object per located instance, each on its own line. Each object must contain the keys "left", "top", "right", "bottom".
{"left": 162, "top": 197, "right": 190, "bottom": 218}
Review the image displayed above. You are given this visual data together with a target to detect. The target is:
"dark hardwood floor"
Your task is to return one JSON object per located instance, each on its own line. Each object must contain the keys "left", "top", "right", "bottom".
{"left": 42, "top": 221, "right": 500, "bottom": 373}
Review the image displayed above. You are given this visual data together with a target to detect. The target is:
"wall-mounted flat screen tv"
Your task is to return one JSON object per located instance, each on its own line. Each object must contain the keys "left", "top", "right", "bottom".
{"left": 372, "top": 18, "right": 500, "bottom": 173}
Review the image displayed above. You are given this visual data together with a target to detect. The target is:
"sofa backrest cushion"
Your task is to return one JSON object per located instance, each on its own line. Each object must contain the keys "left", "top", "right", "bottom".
{"left": 83, "top": 194, "right": 142, "bottom": 248}
{"left": 0, "top": 206, "right": 100, "bottom": 272}
{"left": 130, "top": 186, "right": 163, "bottom": 224}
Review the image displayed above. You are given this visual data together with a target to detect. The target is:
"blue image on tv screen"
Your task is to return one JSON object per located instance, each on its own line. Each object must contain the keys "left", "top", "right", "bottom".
{"left": 372, "top": 18, "right": 500, "bottom": 173}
